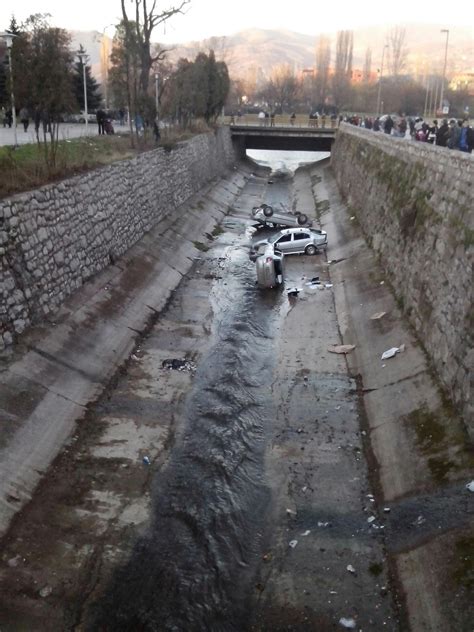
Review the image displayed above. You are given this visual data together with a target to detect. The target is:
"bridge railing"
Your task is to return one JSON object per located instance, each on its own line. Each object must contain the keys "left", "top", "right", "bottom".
{"left": 223, "top": 113, "right": 339, "bottom": 129}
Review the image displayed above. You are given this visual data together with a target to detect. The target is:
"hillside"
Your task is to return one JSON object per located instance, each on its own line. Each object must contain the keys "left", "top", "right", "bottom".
{"left": 70, "top": 24, "right": 473, "bottom": 85}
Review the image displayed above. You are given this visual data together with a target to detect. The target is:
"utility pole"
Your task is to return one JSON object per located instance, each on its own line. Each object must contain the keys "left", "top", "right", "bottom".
{"left": 438, "top": 29, "right": 449, "bottom": 115}
{"left": 77, "top": 51, "right": 89, "bottom": 134}
{"left": 376, "top": 44, "right": 388, "bottom": 116}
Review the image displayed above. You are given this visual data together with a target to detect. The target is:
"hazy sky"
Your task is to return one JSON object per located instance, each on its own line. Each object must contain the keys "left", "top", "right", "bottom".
{"left": 2, "top": 0, "right": 474, "bottom": 42}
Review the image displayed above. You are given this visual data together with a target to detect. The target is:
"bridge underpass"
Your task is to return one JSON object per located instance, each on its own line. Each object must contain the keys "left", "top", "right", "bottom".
{"left": 230, "top": 124, "right": 337, "bottom": 154}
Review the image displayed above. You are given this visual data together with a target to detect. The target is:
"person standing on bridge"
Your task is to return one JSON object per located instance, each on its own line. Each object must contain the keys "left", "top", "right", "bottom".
{"left": 290, "top": 112, "right": 296, "bottom": 126}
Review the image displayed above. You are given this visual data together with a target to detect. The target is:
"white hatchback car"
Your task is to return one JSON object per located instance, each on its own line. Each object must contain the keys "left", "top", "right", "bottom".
{"left": 250, "top": 227, "right": 327, "bottom": 261}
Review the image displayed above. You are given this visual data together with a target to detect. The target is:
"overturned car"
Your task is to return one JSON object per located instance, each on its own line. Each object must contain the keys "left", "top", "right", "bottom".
{"left": 251, "top": 204, "right": 313, "bottom": 228}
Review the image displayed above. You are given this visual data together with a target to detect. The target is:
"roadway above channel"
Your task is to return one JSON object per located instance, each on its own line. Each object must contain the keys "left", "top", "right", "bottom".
{"left": 230, "top": 124, "right": 337, "bottom": 152}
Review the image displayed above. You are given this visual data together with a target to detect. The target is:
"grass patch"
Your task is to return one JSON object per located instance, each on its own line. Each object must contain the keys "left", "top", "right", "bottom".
{"left": 0, "top": 123, "right": 210, "bottom": 200}
{"left": 192, "top": 241, "right": 209, "bottom": 252}
{"left": 452, "top": 537, "right": 474, "bottom": 589}
{"left": 368, "top": 562, "right": 383, "bottom": 576}
{"left": 211, "top": 224, "right": 224, "bottom": 237}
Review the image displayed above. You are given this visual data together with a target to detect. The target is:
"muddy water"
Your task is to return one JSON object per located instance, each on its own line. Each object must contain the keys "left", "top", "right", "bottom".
{"left": 89, "top": 210, "right": 292, "bottom": 627}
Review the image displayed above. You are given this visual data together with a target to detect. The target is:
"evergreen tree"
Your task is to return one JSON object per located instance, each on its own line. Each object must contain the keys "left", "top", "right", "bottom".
{"left": 72, "top": 45, "right": 102, "bottom": 111}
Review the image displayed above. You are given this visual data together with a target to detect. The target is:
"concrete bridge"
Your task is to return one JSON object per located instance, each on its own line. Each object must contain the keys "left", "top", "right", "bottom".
{"left": 230, "top": 124, "right": 337, "bottom": 153}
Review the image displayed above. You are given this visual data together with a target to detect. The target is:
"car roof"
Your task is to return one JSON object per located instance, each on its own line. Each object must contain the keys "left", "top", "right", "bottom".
{"left": 279, "top": 227, "right": 312, "bottom": 235}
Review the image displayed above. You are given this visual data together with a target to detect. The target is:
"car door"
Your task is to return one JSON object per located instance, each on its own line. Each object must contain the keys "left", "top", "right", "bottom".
{"left": 273, "top": 233, "right": 292, "bottom": 254}
{"left": 292, "top": 232, "right": 311, "bottom": 253}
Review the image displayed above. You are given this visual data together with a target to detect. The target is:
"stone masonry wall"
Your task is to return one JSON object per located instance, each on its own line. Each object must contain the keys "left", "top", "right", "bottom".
{"left": 0, "top": 127, "right": 237, "bottom": 348}
{"left": 331, "top": 124, "right": 473, "bottom": 428}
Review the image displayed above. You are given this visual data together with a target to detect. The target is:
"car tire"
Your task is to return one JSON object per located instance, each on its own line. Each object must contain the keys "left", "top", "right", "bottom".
{"left": 305, "top": 245, "right": 318, "bottom": 256}
{"left": 263, "top": 205, "right": 274, "bottom": 217}
{"left": 297, "top": 213, "right": 308, "bottom": 225}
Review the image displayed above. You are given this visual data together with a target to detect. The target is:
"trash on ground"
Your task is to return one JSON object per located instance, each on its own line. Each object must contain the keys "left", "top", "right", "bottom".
{"left": 289, "top": 540, "right": 298, "bottom": 548}
{"left": 325, "top": 283, "right": 333, "bottom": 288}
{"left": 286, "top": 508, "right": 297, "bottom": 516}
{"left": 414, "top": 515, "right": 426, "bottom": 526}
{"left": 328, "top": 344, "right": 356, "bottom": 354}
{"left": 142, "top": 456, "right": 151, "bottom": 466}
{"left": 383, "top": 507, "right": 391, "bottom": 513}
{"left": 302, "top": 486, "right": 308, "bottom": 492}
{"left": 367, "top": 516, "right": 376, "bottom": 523}
{"left": 301, "top": 530, "right": 311, "bottom": 536}
{"left": 287, "top": 288, "right": 300, "bottom": 297}
{"left": 262, "top": 552, "right": 272, "bottom": 562}
{"left": 466, "top": 480, "right": 474, "bottom": 492}
{"left": 381, "top": 345, "right": 405, "bottom": 360}
{"left": 39, "top": 586, "right": 53, "bottom": 598}
{"left": 350, "top": 216, "right": 355, "bottom": 220}
{"left": 131, "top": 354, "right": 141, "bottom": 361}
{"left": 268, "top": 179, "right": 274, "bottom": 184}
{"left": 318, "top": 521, "right": 330, "bottom": 527}
{"left": 380, "top": 280, "right": 385, "bottom": 285}
{"left": 162, "top": 358, "right": 196, "bottom": 371}
{"left": 339, "top": 617, "right": 357, "bottom": 629}
{"left": 305, "top": 277, "right": 321, "bottom": 286}
{"left": 346, "top": 564, "right": 356, "bottom": 574}
{"left": 370, "top": 311, "right": 387, "bottom": 320}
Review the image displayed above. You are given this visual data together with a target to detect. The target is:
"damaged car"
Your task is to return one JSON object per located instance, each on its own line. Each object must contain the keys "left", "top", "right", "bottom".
{"left": 251, "top": 204, "right": 313, "bottom": 228}
{"left": 250, "top": 227, "right": 327, "bottom": 261}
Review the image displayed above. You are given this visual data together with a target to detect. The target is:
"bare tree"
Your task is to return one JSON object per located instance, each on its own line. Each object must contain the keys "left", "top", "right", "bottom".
{"left": 260, "top": 64, "right": 300, "bottom": 112}
{"left": 363, "top": 47, "right": 372, "bottom": 83}
{"left": 314, "top": 35, "right": 331, "bottom": 107}
{"left": 387, "top": 26, "right": 408, "bottom": 77}
{"left": 332, "top": 30, "right": 353, "bottom": 109}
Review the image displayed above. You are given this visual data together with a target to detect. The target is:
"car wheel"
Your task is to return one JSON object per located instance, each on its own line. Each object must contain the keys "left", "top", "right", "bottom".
{"left": 305, "top": 245, "right": 318, "bottom": 256}
{"left": 297, "top": 213, "right": 308, "bottom": 225}
{"left": 263, "top": 205, "right": 274, "bottom": 217}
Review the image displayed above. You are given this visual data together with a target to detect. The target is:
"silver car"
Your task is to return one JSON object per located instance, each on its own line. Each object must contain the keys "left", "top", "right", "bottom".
{"left": 251, "top": 204, "right": 313, "bottom": 228}
{"left": 250, "top": 227, "right": 327, "bottom": 261}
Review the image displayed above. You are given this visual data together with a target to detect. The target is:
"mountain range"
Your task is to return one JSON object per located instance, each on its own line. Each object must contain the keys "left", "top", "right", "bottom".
{"left": 70, "top": 24, "right": 473, "bottom": 85}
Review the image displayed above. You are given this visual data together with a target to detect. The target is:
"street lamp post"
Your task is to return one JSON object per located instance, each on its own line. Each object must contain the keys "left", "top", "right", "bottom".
{"left": 376, "top": 44, "right": 388, "bottom": 116}
{"left": 438, "top": 29, "right": 449, "bottom": 115}
{"left": 77, "top": 51, "right": 89, "bottom": 133}
{"left": 0, "top": 31, "right": 18, "bottom": 146}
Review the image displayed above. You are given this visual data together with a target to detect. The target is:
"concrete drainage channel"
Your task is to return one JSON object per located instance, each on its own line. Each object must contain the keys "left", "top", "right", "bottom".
{"left": 0, "top": 159, "right": 472, "bottom": 631}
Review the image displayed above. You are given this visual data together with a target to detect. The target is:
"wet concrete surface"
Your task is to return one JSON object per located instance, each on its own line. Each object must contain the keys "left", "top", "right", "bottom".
{"left": 0, "top": 159, "right": 472, "bottom": 631}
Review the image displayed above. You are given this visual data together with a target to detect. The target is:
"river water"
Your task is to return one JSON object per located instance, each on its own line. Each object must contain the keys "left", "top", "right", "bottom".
{"left": 247, "top": 149, "right": 330, "bottom": 172}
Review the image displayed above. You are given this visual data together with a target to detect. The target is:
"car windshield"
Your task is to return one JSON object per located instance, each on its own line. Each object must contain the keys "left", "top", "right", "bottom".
{"left": 268, "top": 233, "right": 286, "bottom": 244}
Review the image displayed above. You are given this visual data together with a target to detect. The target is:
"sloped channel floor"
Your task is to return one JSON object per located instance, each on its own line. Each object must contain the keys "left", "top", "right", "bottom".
{"left": 0, "top": 163, "right": 472, "bottom": 631}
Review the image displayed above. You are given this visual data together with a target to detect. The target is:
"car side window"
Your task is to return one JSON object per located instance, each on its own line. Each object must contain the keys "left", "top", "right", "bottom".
{"left": 277, "top": 235, "right": 292, "bottom": 243}
{"left": 294, "top": 233, "right": 309, "bottom": 240}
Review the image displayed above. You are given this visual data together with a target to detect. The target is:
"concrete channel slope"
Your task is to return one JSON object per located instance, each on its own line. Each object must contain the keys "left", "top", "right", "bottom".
{"left": 0, "top": 157, "right": 472, "bottom": 631}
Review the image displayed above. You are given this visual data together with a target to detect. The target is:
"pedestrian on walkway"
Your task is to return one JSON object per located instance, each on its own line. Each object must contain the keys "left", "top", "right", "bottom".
{"left": 4, "top": 108, "right": 13, "bottom": 128}
{"left": 96, "top": 108, "right": 106, "bottom": 135}
{"left": 19, "top": 107, "right": 29, "bottom": 132}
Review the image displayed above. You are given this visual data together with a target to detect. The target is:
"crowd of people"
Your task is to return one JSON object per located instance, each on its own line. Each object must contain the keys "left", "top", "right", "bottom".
{"left": 344, "top": 114, "right": 474, "bottom": 153}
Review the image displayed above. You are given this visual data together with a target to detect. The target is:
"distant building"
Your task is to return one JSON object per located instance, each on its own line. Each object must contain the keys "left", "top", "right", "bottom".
{"left": 449, "top": 73, "right": 474, "bottom": 96}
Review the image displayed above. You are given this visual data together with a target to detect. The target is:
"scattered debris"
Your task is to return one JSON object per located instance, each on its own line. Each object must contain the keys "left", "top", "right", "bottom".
{"left": 268, "top": 179, "right": 274, "bottom": 184}
{"left": 302, "top": 486, "right": 308, "bottom": 492}
{"left": 318, "top": 521, "right": 330, "bottom": 528}
{"left": 339, "top": 617, "right": 357, "bottom": 629}
{"left": 162, "top": 358, "right": 196, "bottom": 371}
{"left": 380, "top": 280, "right": 385, "bottom": 285}
{"left": 287, "top": 287, "right": 300, "bottom": 297}
{"left": 39, "top": 586, "right": 53, "bottom": 598}
{"left": 367, "top": 516, "right": 376, "bottom": 523}
{"left": 383, "top": 507, "right": 391, "bottom": 513}
{"left": 325, "top": 283, "right": 333, "bottom": 288}
{"left": 346, "top": 565, "right": 356, "bottom": 574}
{"left": 262, "top": 552, "right": 273, "bottom": 562}
{"left": 301, "top": 530, "right": 311, "bottom": 536}
{"left": 131, "top": 354, "right": 141, "bottom": 361}
{"left": 142, "top": 456, "right": 151, "bottom": 466}
{"left": 286, "top": 508, "right": 297, "bottom": 516}
{"left": 466, "top": 481, "right": 474, "bottom": 492}
{"left": 7, "top": 556, "right": 21, "bottom": 568}
{"left": 289, "top": 540, "right": 298, "bottom": 548}
{"left": 413, "top": 515, "right": 426, "bottom": 526}
{"left": 328, "top": 344, "right": 356, "bottom": 355}
{"left": 350, "top": 216, "right": 355, "bottom": 221}
{"left": 381, "top": 344, "right": 405, "bottom": 360}
{"left": 370, "top": 311, "right": 387, "bottom": 320}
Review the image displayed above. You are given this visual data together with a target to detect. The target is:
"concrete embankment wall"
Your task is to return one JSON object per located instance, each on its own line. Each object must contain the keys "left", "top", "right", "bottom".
{"left": 0, "top": 128, "right": 237, "bottom": 348}
{"left": 330, "top": 124, "right": 473, "bottom": 429}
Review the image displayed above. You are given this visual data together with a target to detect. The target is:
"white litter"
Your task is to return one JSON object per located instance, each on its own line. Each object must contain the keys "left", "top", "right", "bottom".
{"left": 367, "top": 516, "right": 376, "bottom": 523}
{"left": 346, "top": 564, "right": 356, "bottom": 574}
{"left": 325, "top": 283, "right": 333, "bottom": 288}
{"left": 301, "top": 530, "right": 311, "bottom": 536}
{"left": 339, "top": 617, "right": 357, "bottom": 629}
{"left": 466, "top": 481, "right": 474, "bottom": 492}
{"left": 381, "top": 345, "right": 406, "bottom": 360}
{"left": 370, "top": 311, "right": 387, "bottom": 320}
{"left": 318, "top": 521, "right": 330, "bottom": 527}
{"left": 384, "top": 507, "right": 391, "bottom": 513}
{"left": 289, "top": 540, "right": 298, "bottom": 548}
{"left": 286, "top": 508, "right": 297, "bottom": 516}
